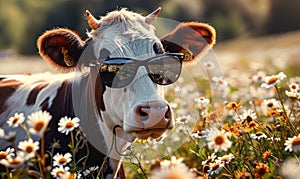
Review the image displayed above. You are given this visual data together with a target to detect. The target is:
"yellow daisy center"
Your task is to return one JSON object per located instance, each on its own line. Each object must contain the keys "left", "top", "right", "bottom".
{"left": 267, "top": 77, "right": 278, "bottom": 85}
{"left": 0, "top": 152, "right": 8, "bottom": 160}
{"left": 255, "top": 131, "right": 263, "bottom": 136}
{"left": 59, "top": 158, "right": 67, "bottom": 164}
{"left": 25, "top": 146, "right": 34, "bottom": 153}
{"left": 9, "top": 158, "right": 22, "bottom": 165}
{"left": 12, "top": 117, "right": 20, "bottom": 124}
{"left": 291, "top": 137, "right": 300, "bottom": 146}
{"left": 221, "top": 157, "right": 230, "bottom": 163}
{"left": 291, "top": 84, "right": 297, "bottom": 90}
{"left": 211, "top": 163, "right": 220, "bottom": 171}
{"left": 34, "top": 120, "right": 45, "bottom": 132}
{"left": 267, "top": 102, "right": 274, "bottom": 108}
{"left": 214, "top": 135, "right": 225, "bottom": 145}
{"left": 65, "top": 122, "right": 74, "bottom": 129}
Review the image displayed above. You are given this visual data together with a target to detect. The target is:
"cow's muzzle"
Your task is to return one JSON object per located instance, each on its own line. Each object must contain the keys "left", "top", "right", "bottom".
{"left": 125, "top": 100, "right": 174, "bottom": 139}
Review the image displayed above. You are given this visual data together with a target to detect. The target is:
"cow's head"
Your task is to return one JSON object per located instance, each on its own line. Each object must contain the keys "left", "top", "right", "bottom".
{"left": 37, "top": 8, "right": 215, "bottom": 141}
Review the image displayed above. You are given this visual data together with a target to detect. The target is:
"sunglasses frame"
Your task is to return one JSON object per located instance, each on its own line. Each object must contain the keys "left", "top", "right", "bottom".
{"left": 96, "top": 53, "right": 185, "bottom": 88}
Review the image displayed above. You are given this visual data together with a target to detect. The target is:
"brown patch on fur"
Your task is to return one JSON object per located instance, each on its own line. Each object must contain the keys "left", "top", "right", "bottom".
{"left": 49, "top": 80, "right": 74, "bottom": 115}
{"left": 26, "top": 83, "right": 49, "bottom": 106}
{"left": 37, "top": 28, "right": 85, "bottom": 72}
{"left": 90, "top": 66, "right": 106, "bottom": 112}
{"left": 40, "top": 97, "right": 50, "bottom": 110}
{"left": 0, "top": 80, "right": 23, "bottom": 114}
{"left": 161, "top": 22, "right": 216, "bottom": 62}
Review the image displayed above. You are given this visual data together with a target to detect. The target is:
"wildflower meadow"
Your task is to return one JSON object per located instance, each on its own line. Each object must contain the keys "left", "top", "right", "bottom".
{"left": 1, "top": 41, "right": 300, "bottom": 179}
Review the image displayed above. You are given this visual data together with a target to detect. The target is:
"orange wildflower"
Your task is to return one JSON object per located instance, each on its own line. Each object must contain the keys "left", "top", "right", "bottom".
{"left": 263, "top": 150, "right": 272, "bottom": 161}
{"left": 255, "top": 162, "right": 270, "bottom": 179}
{"left": 226, "top": 102, "right": 242, "bottom": 111}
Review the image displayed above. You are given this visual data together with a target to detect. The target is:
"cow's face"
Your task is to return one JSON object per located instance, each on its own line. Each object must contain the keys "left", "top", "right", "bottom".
{"left": 87, "top": 8, "right": 175, "bottom": 140}
{"left": 37, "top": 8, "right": 216, "bottom": 141}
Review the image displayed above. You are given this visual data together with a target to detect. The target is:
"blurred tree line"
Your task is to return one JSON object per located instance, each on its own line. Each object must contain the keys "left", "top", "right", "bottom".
{"left": 0, "top": 0, "right": 299, "bottom": 55}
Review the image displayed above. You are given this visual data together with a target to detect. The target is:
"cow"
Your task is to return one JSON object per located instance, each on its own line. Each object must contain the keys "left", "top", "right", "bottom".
{"left": 0, "top": 7, "right": 215, "bottom": 178}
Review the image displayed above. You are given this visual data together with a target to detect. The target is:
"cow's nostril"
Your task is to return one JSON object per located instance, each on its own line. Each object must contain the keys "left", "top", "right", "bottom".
{"left": 139, "top": 108, "right": 149, "bottom": 117}
{"left": 136, "top": 106, "right": 149, "bottom": 117}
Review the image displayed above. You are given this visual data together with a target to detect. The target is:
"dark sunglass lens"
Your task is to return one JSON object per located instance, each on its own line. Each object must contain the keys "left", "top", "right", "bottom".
{"left": 100, "top": 60, "right": 136, "bottom": 88}
{"left": 148, "top": 56, "right": 182, "bottom": 85}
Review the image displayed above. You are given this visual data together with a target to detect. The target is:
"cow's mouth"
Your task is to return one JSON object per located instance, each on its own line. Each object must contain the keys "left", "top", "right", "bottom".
{"left": 132, "top": 128, "right": 167, "bottom": 139}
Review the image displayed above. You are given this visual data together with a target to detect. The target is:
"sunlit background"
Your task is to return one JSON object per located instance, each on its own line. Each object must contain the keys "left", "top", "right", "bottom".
{"left": 0, "top": 0, "right": 300, "bottom": 52}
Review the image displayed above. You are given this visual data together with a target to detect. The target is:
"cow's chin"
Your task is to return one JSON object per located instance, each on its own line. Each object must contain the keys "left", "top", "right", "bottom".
{"left": 132, "top": 129, "right": 166, "bottom": 140}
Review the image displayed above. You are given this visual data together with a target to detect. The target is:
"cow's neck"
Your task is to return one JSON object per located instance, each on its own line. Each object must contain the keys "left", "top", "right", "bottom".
{"left": 72, "top": 71, "right": 127, "bottom": 178}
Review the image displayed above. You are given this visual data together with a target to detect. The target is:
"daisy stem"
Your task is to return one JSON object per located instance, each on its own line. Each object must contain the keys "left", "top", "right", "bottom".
{"left": 234, "top": 109, "right": 242, "bottom": 121}
{"left": 37, "top": 155, "right": 45, "bottom": 179}
{"left": 20, "top": 124, "right": 31, "bottom": 139}
{"left": 132, "top": 152, "right": 148, "bottom": 178}
{"left": 275, "top": 85, "right": 298, "bottom": 135}
{"left": 288, "top": 99, "right": 295, "bottom": 119}
{"left": 70, "top": 131, "right": 77, "bottom": 170}
{"left": 184, "top": 123, "right": 194, "bottom": 141}
{"left": 5, "top": 166, "right": 11, "bottom": 179}
{"left": 70, "top": 131, "right": 75, "bottom": 149}
{"left": 40, "top": 136, "right": 46, "bottom": 178}
{"left": 223, "top": 165, "right": 234, "bottom": 177}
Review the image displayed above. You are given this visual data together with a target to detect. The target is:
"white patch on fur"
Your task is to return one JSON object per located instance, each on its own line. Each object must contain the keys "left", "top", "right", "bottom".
{"left": 0, "top": 72, "right": 79, "bottom": 148}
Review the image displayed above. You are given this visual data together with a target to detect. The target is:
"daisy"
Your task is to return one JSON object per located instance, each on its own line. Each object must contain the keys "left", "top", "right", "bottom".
{"left": 160, "top": 156, "right": 186, "bottom": 169}
{"left": 207, "top": 160, "right": 224, "bottom": 176}
{"left": 261, "top": 72, "right": 286, "bottom": 89}
{"left": 251, "top": 71, "right": 266, "bottom": 83}
{"left": 240, "top": 109, "right": 257, "bottom": 124}
{"left": 51, "top": 166, "right": 70, "bottom": 179}
{"left": 175, "top": 115, "right": 192, "bottom": 125}
{"left": 18, "top": 138, "right": 39, "bottom": 160}
{"left": 288, "top": 82, "right": 299, "bottom": 92}
{"left": 147, "top": 133, "right": 167, "bottom": 145}
{"left": 201, "top": 153, "right": 217, "bottom": 165}
{"left": 7, "top": 113, "right": 25, "bottom": 128}
{"left": 285, "top": 90, "right": 300, "bottom": 99}
{"left": 150, "top": 156, "right": 196, "bottom": 179}
{"left": 0, "top": 147, "right": 15, "bottom": 161}
{"left": 53, "top": 153, "right": 72, "bottom": 167}
{"left": 254, "top": 162, "right": 270, "bottom": 179}
{"left": 212, "top": 76, "right": 228, "bottom": 87}
{"left": 250, "top": 131, "right": 267, "bottom": 140}
{"left": 284, "top": 134, "right": 300, "bottom": 152}
{"left": 263, "top": 98, "right": 280, "bottom": 109}
{"left": 195, "top": 97, "right": 210, "bottom": 109}
{"left": 217, "top": 153, "right": 234, "bottom": 164}
{"left": 0, "top": 151, "right": 25, "bottom": 168}
{"left": 27, "top": 110, "right": 52, "bottom": 136}
{"left": 202, "top": 61, "right": 215, "bottom": 70}
{"left": 58, "top": 116, "right": 80, "bottom": 135}
{"left": 245, "top": 121, "right": 259, "bottom": 132}
{"left": 207, "top": 130, "right": 232, "bottom": 152}
{"left": 192, "top": 129, "right": 209, "bottom": 139}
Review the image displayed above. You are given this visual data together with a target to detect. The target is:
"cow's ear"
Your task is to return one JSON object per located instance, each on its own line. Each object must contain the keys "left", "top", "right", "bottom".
{"left": 37, "top": 28, "right": 85, "bottom": 72}
{"left": 161, "top": 22, "right": 216, "bottom": 63}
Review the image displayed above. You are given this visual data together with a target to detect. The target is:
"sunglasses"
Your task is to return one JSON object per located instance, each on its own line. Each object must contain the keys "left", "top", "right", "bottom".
{"left": 98, "top": 53, "right": 185, "bottom": 88}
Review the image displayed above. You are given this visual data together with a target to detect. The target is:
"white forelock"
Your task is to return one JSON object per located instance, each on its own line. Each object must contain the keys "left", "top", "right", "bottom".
{"left": 87, "top": 8, "right": 159, "bottom": 60}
